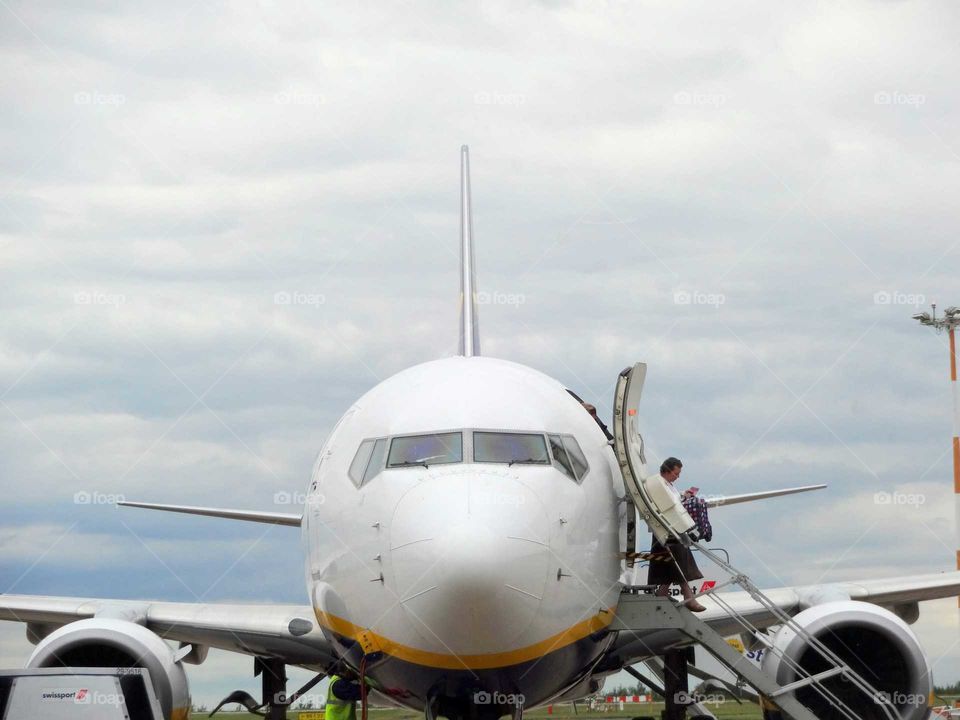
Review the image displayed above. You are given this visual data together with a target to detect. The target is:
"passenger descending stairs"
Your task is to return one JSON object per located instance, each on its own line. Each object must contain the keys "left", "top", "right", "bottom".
{"left": 612, "top": 363, "right": 901, "bottom": 720}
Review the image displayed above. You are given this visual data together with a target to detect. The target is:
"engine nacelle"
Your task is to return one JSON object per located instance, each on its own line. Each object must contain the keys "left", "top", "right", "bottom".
{"left": 26, "top": 618, "right": 190, "bottom": 720}
{"left": 761, "top": 601, "right": 931, "bottom": 720}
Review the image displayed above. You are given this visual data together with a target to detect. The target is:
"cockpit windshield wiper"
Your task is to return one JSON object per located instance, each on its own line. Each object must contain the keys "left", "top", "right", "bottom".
{"left": 391, "top": 453, "right": 456, "bottom": 469}
{"left": 394, "top": 460, "right": 430, "bottom": 468}
{"left": 508, "top": 458, "right": 541, "bottom": 466}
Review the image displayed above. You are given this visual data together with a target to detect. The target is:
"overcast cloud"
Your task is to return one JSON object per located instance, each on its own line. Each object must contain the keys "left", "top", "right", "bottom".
{"left": 2, "top": 0, "right": 960, "bottom": 704}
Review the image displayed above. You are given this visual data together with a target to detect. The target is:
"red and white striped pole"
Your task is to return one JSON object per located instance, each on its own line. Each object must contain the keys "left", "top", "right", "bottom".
{"left": 950, "top": 325, "right": 960, "bottom": 599}
{"left": 913, "top": 305, "right": 960, "bottom": 603}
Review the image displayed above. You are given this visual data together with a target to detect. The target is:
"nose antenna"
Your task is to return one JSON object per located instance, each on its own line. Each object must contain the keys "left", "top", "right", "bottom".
{"left": 459, "top": 145, "right": 481, "bottom": 357}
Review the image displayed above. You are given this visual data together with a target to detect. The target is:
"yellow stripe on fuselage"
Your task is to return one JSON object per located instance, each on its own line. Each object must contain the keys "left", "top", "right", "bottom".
{"left": 314, "top": 606, "right": 616, "bottom": 670}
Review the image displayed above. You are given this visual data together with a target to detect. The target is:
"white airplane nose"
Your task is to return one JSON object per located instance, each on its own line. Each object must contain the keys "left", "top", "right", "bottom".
{"left": 389, "top": 467, "right": 551, "bottom": 656}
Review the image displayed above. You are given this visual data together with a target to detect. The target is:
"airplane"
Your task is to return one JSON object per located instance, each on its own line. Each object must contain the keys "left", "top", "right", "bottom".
{"left": 1, "top": 146, "right": 959, "bottom": 720}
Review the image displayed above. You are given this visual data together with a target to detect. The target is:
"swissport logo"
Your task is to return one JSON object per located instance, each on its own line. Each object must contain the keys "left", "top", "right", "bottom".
{"left": 41, "top": 688, "right": 89, "bottom": 702}
{"left": 41, "top": 688, "right": 123, "bottom": 706}
{"left": 643, "top": 580, "right": 716, "bottom": 597}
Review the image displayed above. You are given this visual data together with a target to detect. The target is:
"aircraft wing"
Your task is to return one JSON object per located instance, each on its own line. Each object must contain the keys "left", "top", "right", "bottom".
{"left": 0, "top": 594, "right": 336, "bottom": 668}
{"left": 607, "top": 570, "right": 960, "bottom": 666}
{"left": 116, "top": 501, "right": 302, "bottom": 526}
{"left": 698, "top": 570, "right": 960, "bottom": 636}
{"left": 702, "top": 483, "right": 826, "bottom": 508}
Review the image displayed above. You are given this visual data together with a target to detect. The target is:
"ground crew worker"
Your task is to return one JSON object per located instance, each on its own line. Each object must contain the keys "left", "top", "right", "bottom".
{"left": 325, "top": 672, "right": 363, "bottom": 720}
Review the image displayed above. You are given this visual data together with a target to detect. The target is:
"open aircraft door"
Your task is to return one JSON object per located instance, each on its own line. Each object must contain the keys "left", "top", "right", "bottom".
{"left": 613, "top": 363, "right": 696, "bottom": 547}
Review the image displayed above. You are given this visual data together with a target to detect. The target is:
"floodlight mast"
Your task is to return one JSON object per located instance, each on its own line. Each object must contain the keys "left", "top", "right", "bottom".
{"left": 913, "top": 303, "right": 960, "bottom": 605}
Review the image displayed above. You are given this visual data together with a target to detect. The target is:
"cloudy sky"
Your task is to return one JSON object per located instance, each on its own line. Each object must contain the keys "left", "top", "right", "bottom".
{"left": 2, "top": 0, "right": 960, "bottom": 706}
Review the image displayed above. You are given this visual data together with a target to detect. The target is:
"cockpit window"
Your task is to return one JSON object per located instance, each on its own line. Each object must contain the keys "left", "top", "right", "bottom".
{"left": 563, "top": 435, "right": 588, "bottom": 481}
{"left": 548, "top": 434, "right": 588, "bottom": 482}
{"left": 350, "top": 430, "right": 585, "bottom": 483}
{"left": 348, "top": 439, "right": 375, "bottom": 487}
{"left": 364, "top": 438, "right": 388, "bottom": 483}
{"left": 548, "top": 434, "right": 575, "bottom": 480}
{"left": 349, "top": 437, "right": 389, "bottom": 487}
{"left": 387, "top": 432, "right": 463, "bottom": 468}
{"left": 474, "top": 432, "right": 550, "bottom": 465}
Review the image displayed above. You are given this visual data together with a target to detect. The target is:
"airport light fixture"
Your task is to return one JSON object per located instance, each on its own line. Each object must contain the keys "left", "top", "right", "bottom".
{"left": 913, "top": 303, "right": 960, "bottom": 604}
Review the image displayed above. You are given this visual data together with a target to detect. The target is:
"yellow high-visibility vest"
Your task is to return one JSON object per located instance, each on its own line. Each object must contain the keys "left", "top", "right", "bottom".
{"left": 325, "top": 675, "right": 356, "bottom": 720}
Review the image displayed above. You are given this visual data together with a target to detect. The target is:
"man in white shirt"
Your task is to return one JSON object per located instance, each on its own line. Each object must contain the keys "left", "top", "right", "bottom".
{"left": 646, "top": 457, "right": 706, "bottom": 612}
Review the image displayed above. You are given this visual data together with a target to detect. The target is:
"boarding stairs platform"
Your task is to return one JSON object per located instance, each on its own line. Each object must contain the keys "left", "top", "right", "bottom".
{"left": 612, "top": 363, "right": 903, "bottom": 720}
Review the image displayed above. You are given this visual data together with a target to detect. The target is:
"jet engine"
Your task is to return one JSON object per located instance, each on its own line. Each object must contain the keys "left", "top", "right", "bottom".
{"left": 761, "top": 601, "right": 931, "bottom": 720}
{"left": 26, "top": 618, "right": 190, "bottom": 720}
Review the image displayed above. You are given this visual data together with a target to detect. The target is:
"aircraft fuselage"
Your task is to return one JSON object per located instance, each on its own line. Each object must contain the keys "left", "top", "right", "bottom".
{"left": 302, "top": 356, "right": 626, "bottom": 714}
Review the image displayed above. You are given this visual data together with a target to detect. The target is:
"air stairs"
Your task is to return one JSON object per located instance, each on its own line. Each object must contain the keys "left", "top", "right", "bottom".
{"left": 612, "top": 363, "right": 902, "bottom": 720}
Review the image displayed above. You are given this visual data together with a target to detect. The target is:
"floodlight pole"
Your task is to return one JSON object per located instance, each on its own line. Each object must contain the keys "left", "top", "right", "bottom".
{"left": 913, "top": 304, "right": 960, "bottom": 604}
